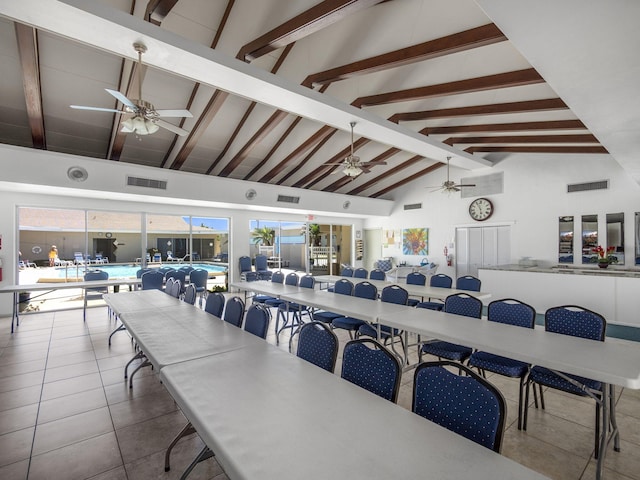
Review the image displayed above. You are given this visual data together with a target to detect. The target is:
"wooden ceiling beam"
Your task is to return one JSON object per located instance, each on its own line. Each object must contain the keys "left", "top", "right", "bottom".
{"left": 464, "top": 146, "right": 609, "bottom": 154}
{"left": 145, "top": 0, "right": 179, "bottom": 25}
{"left": 444, "top": 134, "right": 599, "bottom": 145}
{"left": 303, "top": 23, "right": 506, "bottom": 87}
{"left": 346, "top": 154, "right": 426, "bottom": 195}
{"left": 370, "top": 162, "right": 443, "bottom": 198}
{"left": 14, "top": 24, "right": 46, "bottom": 150}
{"left": 353, "top": 68, "right": 544, "bottom": 108}
{"left": 237, "top": 0, "right": 382, "bottom": 62}
{"left": 276, "top": 130, "right": 337, "bottom": 184}
{"left": 425, "top": 119, "right": 586, "bottom": 135}
{"left": 389, "top": 99, "right": 568, "bottom": 123}
{"left": 244, "top": 117, "right": 303, "bottom": 180}
{"left": 322, "top": 147, "right": 401, "bottom": 191}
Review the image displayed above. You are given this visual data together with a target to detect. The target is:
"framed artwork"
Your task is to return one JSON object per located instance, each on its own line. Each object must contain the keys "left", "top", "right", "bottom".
{"left": 402, "top": 228, "right": 429, "bottom": 255}
{"left": 383, "top": 229, "right": 401, "bottom": 248}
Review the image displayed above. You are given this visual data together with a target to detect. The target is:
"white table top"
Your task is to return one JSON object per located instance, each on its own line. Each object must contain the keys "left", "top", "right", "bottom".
{"left": 0, "top": 277, "right": 141, "bottom": 293}
{"left": 312, "top": 275, "right": 491, "bottom": 302}
{"left": 160, "top": 344, "right": 547, "bottom": 480}
{"left": 378, "top": 307, "right": 640, "bottom": 389}
{"left": 104, "top": 290, "right": 263, "bottom": 369}
{"left": 229, "top": 280, "right": 303, "bottom": 297}
{"left": 103, "top": 290, "right": 180, "bottom": 314}
{"left": 280, "top": 289, "right": 409, "bottom": 324}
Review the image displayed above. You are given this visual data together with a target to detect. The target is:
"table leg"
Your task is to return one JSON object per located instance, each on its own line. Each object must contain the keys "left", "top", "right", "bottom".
{"left": 11, "top": 291, "right": 19, "bottom": 333}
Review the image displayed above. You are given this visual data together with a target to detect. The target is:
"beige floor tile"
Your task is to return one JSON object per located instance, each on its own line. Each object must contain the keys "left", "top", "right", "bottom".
{"left": 86, "top": 466, "right": 128, "bottom": 480}
{"left": 28, "top": 432, "right": 122, "bottom": 480}
{"left": 0, "top": 403, "right": 39, "bottom": 435}
{"left": 0, "top": 358, "right": 47, "bottom": 379}
{"left": 40, "top": 372, "right": 103, "bottom": 401}
{"left": 32, "top": 406, "right": 113, "bottom": 455}
{"left": 37, "top": 387, "right": 107, "bottom": 424}
{"left": 0, "top": 427, "right": 34, "bottom": 467}
{"left": 45, "top": 349, "right": 96, "bottom": 369}
{"left": 104, "top": 370, "right": 164, "bottom": 405}
{"left": 44, "top": 359, "right": 99, "bottom": 383}
{"left": 0, "top": 384, "right": 42, "bottom": 412}
{"left": 109, "top": 388, "right": 178, "bottom": 430}
{"left": 0, "top": 459, "right": 30, "bottom": 480}
{"left": 0, "top": 369, "right": 44, "bottom": 393}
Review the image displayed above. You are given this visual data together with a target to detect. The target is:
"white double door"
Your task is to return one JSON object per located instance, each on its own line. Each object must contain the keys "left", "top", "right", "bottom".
{"left": 456, "top": 225, "right": 510, "bottom": 278}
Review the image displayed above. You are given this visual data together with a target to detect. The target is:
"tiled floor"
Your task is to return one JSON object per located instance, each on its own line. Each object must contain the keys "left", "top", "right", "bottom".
{"left": 1, "top": 302, "right": 639, "bottom": 480}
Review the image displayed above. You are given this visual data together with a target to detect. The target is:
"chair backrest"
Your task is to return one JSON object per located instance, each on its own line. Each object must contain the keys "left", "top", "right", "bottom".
{"left": 406, "top": 271, "right": 426, "bottom": 286}
{"left": 179, "top": 265, "right": 195, "bottom": 275}
{"left": 380, "top": 285, "right": 409, "bottom": 305}
{"left": 340, "top": 267, "right": 354, "bottom": 277}
{"left": 456, "top": 275, "right": 482, "bottom": 292}
{"left": 353, "top": 267, "right": 368, "bottom": 279}
{"left": 284, "top": 272, "right": 299, "bottom": 286}
{"left": 189, "top": 269, "right": 208, "bottom": 289}
{"left": 488, "top": 299, "right": 536, "bottom": 328}
{"left": 545, "top": 305, "right": 606, "bottom": 340}
{"left": 223, "top": 296, "right": 245, "bottom": 327}
{"left": 444, "top": 293, "right": 483, "bottom": 318}
{"left": 353, "top": 281, "right": 378, "bottom": 300}
{"left": 271, "top": 271, "right": 285, "bottom": 283}
{"left": 244, "top": 304, "right": 270, "bottom": 339}
{"left": 430, "top": 273, "right": 452, "bottom": 289}
{"left": 297, "top": 321, "right": 339, "bottom": 372}
{"left": 299, "top": 275, "right": 315, "bottom": 289}
{"left": 158, "top": 266, "right": 173, "bottom": 276}
{"left": 141, "top": 270, "right": 164, "bottom": 290}
{"left": 341, "top": 338, "right": 402, "bottom": 402}
{"left": 412, "top": 361, "right": 506, "bottom": 452}
{"left": 74, "top": 252, "right": 84, "bottom": 263}
{"left": 239, "top": 256, "right": 252, "bottom": 273}
{"left": 167, "top": 279, "right": 182, "bottom": 298}
{"left": 84, "top": 270, "right": 109, "bottom": 293}
{"left": 369, "top": 269, "right": 386, "bottom": 280}
{"left": 136, "top": 267, "right": 153, "bottom": 278}
{"left": 333, "top": 278, "right": 354, "bottom": 296}
{"left": 153, "top": 252, "right": 162, "bottom": 262}
{"left": 255, "top": 254, "right": 268, "bottom": 271}
{"left": 204, "top": 292, "right": 225, "bottom": 317}
{"left": 164, "top": 277, "right": 175, "bottom": 295}
{"left": 167, "top": 270, "right": 186, "bottom": 284}
{"left": 182, "top": 284, "right": 197, "bottom": 305}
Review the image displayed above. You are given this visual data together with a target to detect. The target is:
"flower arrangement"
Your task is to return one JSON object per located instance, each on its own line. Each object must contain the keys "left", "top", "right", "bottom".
{"left": 593, "top": 245, "right": 618, "bottom": 264}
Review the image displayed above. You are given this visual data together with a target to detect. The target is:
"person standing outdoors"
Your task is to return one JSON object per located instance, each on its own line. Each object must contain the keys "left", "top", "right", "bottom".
{"left": 49, "top": 245, "right": 58, "bottom": 266}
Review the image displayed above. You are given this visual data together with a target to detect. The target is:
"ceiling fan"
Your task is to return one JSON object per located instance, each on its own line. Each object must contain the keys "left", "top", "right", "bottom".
{"left": 428, "top": 156, "right": 476, "bottom": 193}
{"left": 70, "top": 43, "right": 192, "bottom": 136}
{"left": 327, "top": 122, "right": 387, "bottom": 178}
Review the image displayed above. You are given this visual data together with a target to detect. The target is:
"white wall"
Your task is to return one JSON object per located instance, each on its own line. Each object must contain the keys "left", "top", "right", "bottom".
{"left": 365, "top": 153, "right": 640, "bottom": 279}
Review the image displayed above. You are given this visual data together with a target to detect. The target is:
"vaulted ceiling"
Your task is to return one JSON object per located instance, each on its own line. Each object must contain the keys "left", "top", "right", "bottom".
{"left": 0, "top": 0, "right": 625, "bottom": 200}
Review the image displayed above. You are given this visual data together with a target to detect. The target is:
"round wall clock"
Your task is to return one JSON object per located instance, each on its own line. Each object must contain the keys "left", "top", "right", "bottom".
{"left": 469, "top": 197, "right": 493, "bottom": 221}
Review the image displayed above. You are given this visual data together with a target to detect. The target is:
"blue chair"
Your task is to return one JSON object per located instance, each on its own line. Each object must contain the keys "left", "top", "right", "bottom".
{"left": 223, "top": 296, "right": 245, "bottom": 328}
{"left": 167, "top": 270, "right": 186, "bottom": 294}
{"left": 244, "top": 304, "right": 271, "bottom": 339}
{"left": 141, "top": 270, "right": 164, "bottom": 291}
{"left": 313, "top": 279, "right": 353, "bottom": 324}
{"left": 341, "top": 338, "right": 402, "bottom": 402}
{"left": 353, "top": 267, "right": 368, "bottom": 279}
{"left": 189, "top": 269, "right": 208, "bottom": 307}
{"left": 253, "top": 271, "right": 285, "bottom": 305}
{"left": 254, "top": 254, "right": 272, "bottom": 280}
{"left": 332, "top": 281, "right": 378, "bottom": 339}
{"left": 369, "top": 269, "right": 386, "bottom": 280}
{"left": 524, "top": 305, "right": 606, "bottom": 457}
{"left": 416, "top": 273, "right": 452, "bottom": 311}
{"left": 204, "top": 292, "right": 225, "bottom": 318}
{"left": 277, "top": 275, "right": 315, "bottom": 345}
{"left": 419, "top": 293, "right": 483, "bottom": 363}
{"left": 136, "top": 267, "right": 153, "bottom": 279}
{"left": 153, "top": 252, "right": 162, "bottom": 263}
{"left": 182, "top": 284, "right": 197, "bottom": 305}
{"left": 296, "top": 321, "right": 339, "bottom": 372}
{"left": 83, "top": 269, "right": 109, "bottom": 322}
{"left": 157, "top": 266, "right": 173, "bottom": 277}
{"left": 413, "top": 361, "right": 506, "bottom": 452}
{"left": 456, "top": 275, "right": 481, "bottom": 292}
{"left": 341, "top": 266, "right": 354, "bottom": 277}
{"left": 166, "top": 278, "right": 182, "bottom": 298}
{"left": 179, "top": 265, "right": 195, "bottom": 276}
{"left": 406, "top": 271, "right": 426, "bottom": 306}
{"left": 239, "top": 256, "right": 253, "bottom": 281}
{"left": 468, "top": 299, "right": 536, "bottom": 430}
{"left": 265, "top": 272, "right": 297, "bottom": 310}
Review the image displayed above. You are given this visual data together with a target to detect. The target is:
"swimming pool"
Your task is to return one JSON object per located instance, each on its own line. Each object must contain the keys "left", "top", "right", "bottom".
{"left": 50, "top": 263, "right": 227, "bottom": 279}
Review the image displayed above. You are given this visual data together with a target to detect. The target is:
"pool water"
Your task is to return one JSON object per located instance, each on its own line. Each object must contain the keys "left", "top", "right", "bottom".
{"left": 51, "top": 263, "right": 227, "bottom": 279}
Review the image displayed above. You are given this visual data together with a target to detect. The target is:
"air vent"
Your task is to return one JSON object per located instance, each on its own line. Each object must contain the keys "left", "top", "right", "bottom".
{"left": 277, "top": 194, "right": 300, "bottom": 204}
{"left": 404, "top": 203, "right": 422, "bottom": 211}
{"left": 567, "top": 180, "right": 609, "bottom": 193}
{"left": 126, "top": 176, "right": 167, "bottom": 190}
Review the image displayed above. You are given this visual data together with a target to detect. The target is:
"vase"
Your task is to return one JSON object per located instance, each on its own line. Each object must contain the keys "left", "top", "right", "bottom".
{"left": 598, "top": 262, "right": 609, "bottom": 269}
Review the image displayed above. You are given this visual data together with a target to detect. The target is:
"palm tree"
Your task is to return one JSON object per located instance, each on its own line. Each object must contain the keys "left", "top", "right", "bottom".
{"left": 251, "top": 226, "right": 275, "bottom": 246}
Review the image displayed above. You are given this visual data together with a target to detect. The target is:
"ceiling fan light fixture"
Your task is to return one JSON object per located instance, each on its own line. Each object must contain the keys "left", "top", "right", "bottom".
{"left": 343, "top": 164, "right": 362, "bottom": 177}
{"left": 121, "top": 116, "right": 159, "bottom": 135}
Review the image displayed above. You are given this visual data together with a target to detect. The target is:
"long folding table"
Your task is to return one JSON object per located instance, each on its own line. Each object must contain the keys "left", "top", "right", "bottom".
{"left": 229, "top": 280, "right": 304, "bottom": 303}
{"left": 376, "top": 307, "right": 640, "bottom": 480}
{"left": 160, "top": 342, "right": 547, "bottom": 480}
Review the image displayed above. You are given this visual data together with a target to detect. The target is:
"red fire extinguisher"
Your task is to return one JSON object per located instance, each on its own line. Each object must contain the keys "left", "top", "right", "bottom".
{"left": 0, "top": 256, "right": 3, "bottom": 282}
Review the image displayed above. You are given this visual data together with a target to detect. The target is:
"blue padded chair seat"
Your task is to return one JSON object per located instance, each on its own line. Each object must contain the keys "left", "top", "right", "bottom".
{"left": 332, "top": 316, "right": 366, "bottom": 331}
{"left": 253, "top": 294, "right": 276, "bottom": 304}
{"left": 313, "top": 311, "right": 344, "bottom": 323}
{"left": 416, "top": 301, "right": 444, "bottom": 311}
{"left": 264, "top": 298, "right": 284, "bottom": 308}
{"left": 358, "top": 323, "right": 400, "bottom": 339}
{"left": 407, "top": 298, "right": 419, "bottom": 307}
{"left": 529, "top": 366, "right": 601, "bottom": 396}
{"left": 421, "top": 341, "right": 472, "bottom": 362}
{"left": 468, "top": 351, "right": 529, "bottom": 378}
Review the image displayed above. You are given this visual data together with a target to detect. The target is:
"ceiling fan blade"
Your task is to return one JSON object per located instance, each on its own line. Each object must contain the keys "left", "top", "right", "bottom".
{"left": 457, "top": 183, "right": 476, "bottom": 187}
{"left": 156, "top": 109, "right": 193, "bottom": 118}
{"left": 155, "top": 119, "right": 189, "bottom": 136}
{"left": 362, "top": 161, "right": 387, "bottom": 167}
{"left": 105, "top": 89, "right": 136, "bottom": 110}
{"left": 70, "top": 105, "right": 124, "bottom": 113}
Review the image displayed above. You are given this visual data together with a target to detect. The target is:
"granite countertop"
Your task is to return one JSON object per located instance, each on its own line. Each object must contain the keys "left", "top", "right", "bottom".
{"left": 480, "top": 264, "right": 640, "bottom": 278}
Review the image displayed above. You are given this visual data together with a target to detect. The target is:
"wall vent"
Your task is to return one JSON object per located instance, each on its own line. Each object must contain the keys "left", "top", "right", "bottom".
{"left": 277, "top": 194, "right": 300, "bottom": 204}
{"left": 403, "top": 203, "right": 422, "bottom": 211}
{"left": 567, "top": 180, "right": 609, "bottom": 193}
{"left": 126, "top": 176, "right": 167, "bottom": 190}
